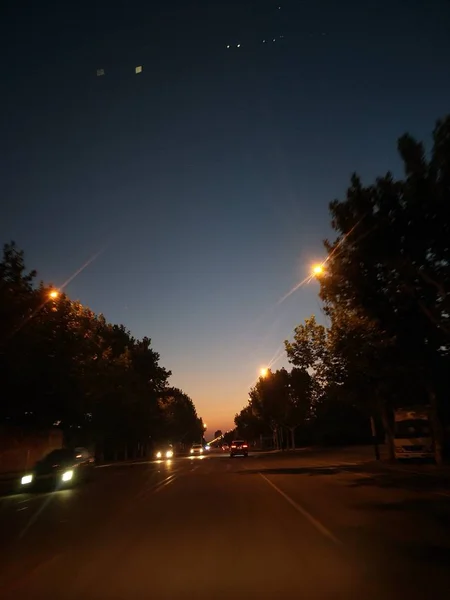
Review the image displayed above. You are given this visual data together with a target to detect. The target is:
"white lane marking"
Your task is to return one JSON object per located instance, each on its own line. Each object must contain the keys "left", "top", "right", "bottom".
{"left": 153, "top": 474, "right": 175, "bottom": 489}
{"left": 122, "top": 474, "right": 181, "bottom": 510}
{"left": 134, "top": 473, "right": 176, "bottom": 500}
{"left": 435, "top": 491, "right": 450, "bottom": 498}
{"left": 95, "top": 460, "right": 153, "bottom": 468}
{"left": 154, "top": 474, "right": 178, "bottom": 493}
{"left": 259, "top": 473, "right": 342, "bottom": 546}
{"left": 0, "top": 494, "right": 44, "bottom": 505}
{"left": 15, "top": 492, "right": 58, "bottom": 504}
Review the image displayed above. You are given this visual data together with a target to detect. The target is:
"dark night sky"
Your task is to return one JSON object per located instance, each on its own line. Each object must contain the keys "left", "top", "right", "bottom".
{"left": 2, "top": 1, "right": 450, "bottom": 433}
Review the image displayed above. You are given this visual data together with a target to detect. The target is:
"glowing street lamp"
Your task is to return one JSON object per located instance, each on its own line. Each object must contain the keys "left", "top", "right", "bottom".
{"left": 311, "top": 264, "right": 324, "bottom": 277}
{"left": 49, "top": 290, "right": 59, "bottom": 299}
{"left": 200, "top": 422, "right": 207, "bottom": 445}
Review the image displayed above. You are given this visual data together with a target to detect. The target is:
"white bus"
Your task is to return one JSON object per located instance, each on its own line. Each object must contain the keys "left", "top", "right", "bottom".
{"left": 394, "top": 407, "right": 434, "bottom": 460}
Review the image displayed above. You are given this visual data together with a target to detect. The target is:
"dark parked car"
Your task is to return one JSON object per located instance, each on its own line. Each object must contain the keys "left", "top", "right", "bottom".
{"left": 230, "top": 440, "right": 248, "bottom": 458}
{"left": 20, "top": 448, "right": 94, "bottom": 490}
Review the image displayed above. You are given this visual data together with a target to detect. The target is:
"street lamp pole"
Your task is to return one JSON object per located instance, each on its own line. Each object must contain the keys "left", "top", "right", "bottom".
{"left": 201, "top": 423, "right": 207, "bottom": 445}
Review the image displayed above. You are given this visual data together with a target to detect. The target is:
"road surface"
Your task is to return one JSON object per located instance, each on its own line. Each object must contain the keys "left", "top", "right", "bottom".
{"left": 1, "top": 447, "right": 450, "bottom": 599}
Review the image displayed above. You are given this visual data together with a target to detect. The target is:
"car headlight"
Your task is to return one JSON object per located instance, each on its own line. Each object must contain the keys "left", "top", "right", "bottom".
{"left": 166, "top": 450, "right": 173, "bottom": 458}
{"left": 62, "top": 470, "right": 73, "bottom": 482}
{"left": 21, "top": 474, "right": 33, "bottom": 485}
{"left": 190, "top": 449, "right": 194, "bottom": 454}
{"left": 200, "top": 448, "right": 203, "bottom": 453}
{"left": 156, "top": 451, "right": 162, "bottom": 458}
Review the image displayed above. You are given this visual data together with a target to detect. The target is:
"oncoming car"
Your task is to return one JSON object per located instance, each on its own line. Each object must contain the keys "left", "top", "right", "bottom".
{"left": 190, "top": 443, "right": 204, "bottom": 456}
{"left": 155, "top": 445, "right": 174, "bottom": 460}
{"left": 20, "top": 448, "right": 94, "bottom": 490}
{"left": 230, "top": 440, "right": 248, "bottom": 458}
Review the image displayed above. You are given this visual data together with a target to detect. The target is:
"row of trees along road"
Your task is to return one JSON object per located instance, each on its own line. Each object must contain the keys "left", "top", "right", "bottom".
{"left": 0, "top": 242, "right": 204, "bottom": 461}
{"left": 234, "top": 116, "right": 450, "bottom": 464}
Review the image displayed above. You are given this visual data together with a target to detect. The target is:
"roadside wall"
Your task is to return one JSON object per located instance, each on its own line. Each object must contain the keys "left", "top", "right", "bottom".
{"left": 0, "top": 427, "right": 63, "bottom": 475}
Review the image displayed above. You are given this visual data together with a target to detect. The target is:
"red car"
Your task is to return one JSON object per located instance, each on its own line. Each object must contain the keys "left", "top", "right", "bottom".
{"left": 230, "top": 440, "right": 248, "bottom": 458}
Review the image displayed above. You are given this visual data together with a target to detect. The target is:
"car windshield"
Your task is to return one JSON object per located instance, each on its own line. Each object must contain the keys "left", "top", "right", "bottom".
{"left": 192, "top": 444, "right": 202, "bottom": 448}
{"left": 41, "top": 449, "right": 74, "bottom": 463}
{"left": 395, "top": 420, "right": 431, "bottom": 439}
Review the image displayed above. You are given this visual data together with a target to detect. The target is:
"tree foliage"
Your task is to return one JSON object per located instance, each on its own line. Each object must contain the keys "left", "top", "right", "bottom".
{"left": 318, "top": 116, "right": 450, "bottom": 462}
{"left": 0, "top": 242, "right": 201, "bottom": 460}
{"left": 236, "top": 116, "right": 450, "bottom": 461}
{"left": 286, "top": 313, "right": 375, "bottom": 446}
{"left": 236, "top": 367, "right": 313, "bottom": 449}
{"left": 158, "top": 388, "right": 203, "bottom": 445}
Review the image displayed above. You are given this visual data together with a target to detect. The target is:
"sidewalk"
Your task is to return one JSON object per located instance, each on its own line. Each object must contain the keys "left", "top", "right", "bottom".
{"left": 380, "top": 460, "right": 450, "bottom": 478}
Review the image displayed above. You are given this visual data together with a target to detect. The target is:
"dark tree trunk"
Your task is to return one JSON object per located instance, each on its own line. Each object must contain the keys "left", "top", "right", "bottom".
{"left": 380, "top": 402, "right": 396, "bottom": 462}
{"left": 429, "top": 389, "right": 444, "bottom": 465}
{"left": 289, "top": 427, "right": 297, "bottom": 450}
{"left": 370, "top": 415, "right": 380, "bottom": 461}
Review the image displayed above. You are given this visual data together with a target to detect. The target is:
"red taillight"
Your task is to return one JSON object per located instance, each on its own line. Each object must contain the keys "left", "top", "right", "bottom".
{"left": 231, "top": 445, "right": 236, "bottom": 448}
{"left": 243, "top": 444, "right": 248, "bottom": 448}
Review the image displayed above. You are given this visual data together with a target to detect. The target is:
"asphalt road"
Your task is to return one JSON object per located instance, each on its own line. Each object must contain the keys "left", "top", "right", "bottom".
{"left": 1, "top": 447, "right": 450, "bottom": 599}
